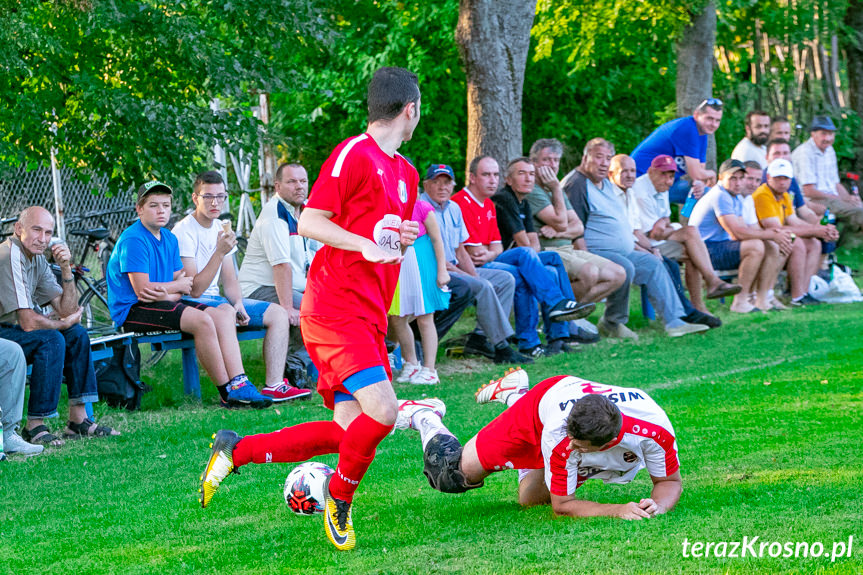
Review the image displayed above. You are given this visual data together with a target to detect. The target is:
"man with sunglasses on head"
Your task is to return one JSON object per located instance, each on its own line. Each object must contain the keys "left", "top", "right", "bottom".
{"left": 631, "top": 98, "right": 724, "bottom": 205}
{"left": 173, "top": 171, "right": 308, "bottom": 402}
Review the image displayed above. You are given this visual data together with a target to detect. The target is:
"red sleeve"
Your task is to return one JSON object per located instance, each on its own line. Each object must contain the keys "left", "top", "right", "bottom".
{"left": 307, "top": 136, "right": 371, "bottom": 217}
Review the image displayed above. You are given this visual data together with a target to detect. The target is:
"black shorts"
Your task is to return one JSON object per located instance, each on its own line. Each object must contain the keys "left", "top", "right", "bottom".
{"left": 121, "top": 299, "right": 210, "bottom": 332}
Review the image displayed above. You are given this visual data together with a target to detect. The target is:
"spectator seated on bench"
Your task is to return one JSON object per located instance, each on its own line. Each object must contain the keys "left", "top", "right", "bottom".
{"left": 173, "top": 170, "right": 308, "bottom": 402}
{"left": 0, "top": 206, "right": 119, "bottom": 449}
{"left": 106, "top": 180, "right": 272, "bottom": 409}
{"left": 238, "top": 163, "right": 319, "bottom": 388}
{"left": 689, "top": 159, "right": 793, "bottom": 313}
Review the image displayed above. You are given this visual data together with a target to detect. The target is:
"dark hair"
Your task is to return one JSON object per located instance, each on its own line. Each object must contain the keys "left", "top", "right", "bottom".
{"left": 745, "top": 110, "right": 770, "bottom": 126}
{"left": 743, "top": 160, "right": 762, "bottom": 171}
{"left": 367, "top": 67, "right": 420, "bottom": 124}
{"left": 193, "top": 171, "right": 225, "bottom": 195}
{"left": 506, "top": 156, "right": 533, "bottom": 179}
{"left": 275, "top": 162, "right": 305, "bottom": 183}
{"left": 565, "top": 394, "right": 622, "bottom": 447}
{"left": 529, "top": 138, "right": 563, "bottom": 160}
{"left": 766, "top": 138, "right": 790, "bottom": 156}
{"left": 468, "top": 154, "right": 498, "bottom": 175}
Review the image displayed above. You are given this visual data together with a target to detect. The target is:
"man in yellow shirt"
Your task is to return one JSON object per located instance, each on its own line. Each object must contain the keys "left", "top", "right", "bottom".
{"left": 752, "top": 159, "right": 839, "bottom": 305}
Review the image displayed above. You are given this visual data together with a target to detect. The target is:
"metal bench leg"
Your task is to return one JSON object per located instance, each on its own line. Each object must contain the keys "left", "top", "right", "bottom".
{"left": 181, "top": 347, "right": 201, "bottom": 399}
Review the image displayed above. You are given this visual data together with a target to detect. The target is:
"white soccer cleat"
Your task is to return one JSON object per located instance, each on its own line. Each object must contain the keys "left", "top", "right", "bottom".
{"left": 475, "top": 367, "right": 529, "bottom": 405}
{"left": 394, "top": 398, "right": 446, "bottom": 431}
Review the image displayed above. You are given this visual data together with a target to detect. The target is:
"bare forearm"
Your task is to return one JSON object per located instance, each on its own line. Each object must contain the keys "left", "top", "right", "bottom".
{"left": 18, "top": 310, "right": 69, "bottom": 332}
{"left": 553, "top": 499, "right": 627, "bottom": 519}
{"left": 189, "top": 256, "right": 224, "bottom": 298}
{"left": 272, "top": 264, "right": 296, "bottom": 310}
{"left": 650, "top": 480, "right": 682, "bottom": 515}
{"left": 57, "top": 278, "right": 79, "bottom": 316}
{"left": 298, "top": 210, "right": 373, "bottom": 253}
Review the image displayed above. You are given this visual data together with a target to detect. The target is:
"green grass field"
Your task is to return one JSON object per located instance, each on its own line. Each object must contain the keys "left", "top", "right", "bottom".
{"left": 2, "top": 252, "right": 862, "bottom": 574}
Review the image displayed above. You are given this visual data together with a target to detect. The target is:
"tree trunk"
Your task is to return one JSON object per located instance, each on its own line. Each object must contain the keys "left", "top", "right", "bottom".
{"left": 675, "top": 0, "right": 717, "bottom": 168}
{"left": 456, "top": 0, "right": 537, "bottom": 181}
{"left": 843, "top": 0, "right": 863, "bottom": 168}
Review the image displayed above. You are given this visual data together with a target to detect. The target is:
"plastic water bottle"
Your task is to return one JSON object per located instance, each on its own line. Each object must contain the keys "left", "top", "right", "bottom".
{"left": 681, "top": 191, "right": 699, "bottom": 218}
{"left": 821, "top": 208, "right": 835, "bottom": 226}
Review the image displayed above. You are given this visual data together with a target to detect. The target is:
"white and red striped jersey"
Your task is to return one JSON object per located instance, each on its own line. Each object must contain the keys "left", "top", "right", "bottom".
{"left": 536, "top": 376, "right": 679, "bottom": 497}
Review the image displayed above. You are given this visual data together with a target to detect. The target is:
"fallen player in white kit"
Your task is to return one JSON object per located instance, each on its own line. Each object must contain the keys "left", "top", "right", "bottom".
{"left": 394, "top": 368, "right": 682, "bottom": 519}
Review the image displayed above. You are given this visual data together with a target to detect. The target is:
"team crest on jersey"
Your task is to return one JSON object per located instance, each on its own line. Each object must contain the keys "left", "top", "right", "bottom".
{"left": 398, "top": 180, "right": 408, "bottom": 203}
{"left": 373, "top": 213, "right": 403, "bottom": 256}
{"left": 622, "top": 451, "right": 638, "bottom": 463}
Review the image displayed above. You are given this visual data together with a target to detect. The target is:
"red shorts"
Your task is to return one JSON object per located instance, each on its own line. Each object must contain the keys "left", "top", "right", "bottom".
{"left": 300, "top": 314, "right": 392, "bottom": 410}
{"left": 474, "top": 375, "right": 566, "bottom": 472}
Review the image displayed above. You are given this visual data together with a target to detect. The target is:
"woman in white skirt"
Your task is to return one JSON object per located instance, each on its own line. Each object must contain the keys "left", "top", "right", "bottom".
{"left": 388, "top": 198, "right": 450, "bottom": 384}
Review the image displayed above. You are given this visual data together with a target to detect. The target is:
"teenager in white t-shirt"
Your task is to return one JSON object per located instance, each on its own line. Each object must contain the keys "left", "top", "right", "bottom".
{"left": 172, "top": 171, "right": 309, "bottom": 402}
{"left": 395, "top": 368, "right": 682, "bottom": 520}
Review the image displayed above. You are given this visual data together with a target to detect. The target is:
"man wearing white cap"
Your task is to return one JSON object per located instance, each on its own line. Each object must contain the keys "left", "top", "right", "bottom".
{"left": 753, "top": 159, "right": 840, "bottom": 306}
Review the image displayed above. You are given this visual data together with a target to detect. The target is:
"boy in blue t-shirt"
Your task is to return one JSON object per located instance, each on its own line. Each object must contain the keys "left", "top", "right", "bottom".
{"left": 631, "top": 99, "right": 724, "bottom": 204}
{"left": 106, "top": 181, "right": 272, "bottom": 408}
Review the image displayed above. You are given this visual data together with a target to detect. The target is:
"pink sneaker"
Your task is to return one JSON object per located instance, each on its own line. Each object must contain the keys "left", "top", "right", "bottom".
{"left": 261, "top": 381, "right": 312, "bottom": 402}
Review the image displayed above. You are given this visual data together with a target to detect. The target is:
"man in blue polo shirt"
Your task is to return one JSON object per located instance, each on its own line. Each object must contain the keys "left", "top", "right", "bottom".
{"left": 107, "top": 181, "right": 272, "bottom": 408}
{"left": 631, "top": 99, "right": 724, "bottom": 204}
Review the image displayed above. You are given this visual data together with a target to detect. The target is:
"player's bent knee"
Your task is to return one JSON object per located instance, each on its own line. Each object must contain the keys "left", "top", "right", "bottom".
{"left": 422, "top": 434, "right": 483, "bottom": 494}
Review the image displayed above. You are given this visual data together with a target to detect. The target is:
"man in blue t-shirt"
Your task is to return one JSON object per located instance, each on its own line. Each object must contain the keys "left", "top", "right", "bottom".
{"left": 631, "top": 99, "right": 724, "bottom": 204}
{"left": 106, "top": 181, "right": 272, "bottom": 409}
{"left": 689, "top": 159, "right": 793, "bottom": 313}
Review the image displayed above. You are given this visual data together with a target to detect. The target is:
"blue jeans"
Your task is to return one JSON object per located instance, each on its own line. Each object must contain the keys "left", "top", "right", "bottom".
{"left": 484, "top": 247, "right": 572, "bottom": 349}
{"left": 187, "top": 294, "right": 272, "bottom": 328}
{"left": 0, "top": 324, "right": 99, "bottom": 419}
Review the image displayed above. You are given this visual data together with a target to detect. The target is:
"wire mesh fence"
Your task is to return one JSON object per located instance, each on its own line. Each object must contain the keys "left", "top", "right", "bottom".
{"left": 0, "top": 166, "right": 137, "bottom": 276}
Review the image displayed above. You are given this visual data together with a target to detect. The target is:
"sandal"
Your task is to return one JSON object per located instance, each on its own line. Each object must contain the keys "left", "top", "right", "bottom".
{"left": 21, "top": 424, "right": 65, "bottom": 447}
{"left": 64, "top": 418, "right": 121, "bottom": 439}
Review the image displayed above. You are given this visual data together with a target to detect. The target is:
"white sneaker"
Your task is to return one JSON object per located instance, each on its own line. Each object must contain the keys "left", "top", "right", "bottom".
{"left": 410, "top": 367, "right": 440, "bottom": 385}
{"left": 475, "top": 367, "right": 529, "bottom": 405}
{"left": 4, "top": 430, "right": 44, "bottom": 457}
{"left": 394, "top": 398, "right": 446, "bottom": 431}
{"left": 396, "top": 362, "right": 421, "bottom": 383}
{"left": 666, "top": 322, "right": 710, "bottom": 338}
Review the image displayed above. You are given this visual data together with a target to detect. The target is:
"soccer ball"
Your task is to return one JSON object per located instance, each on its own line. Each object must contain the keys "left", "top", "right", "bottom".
{"left": 284, "top": 461, "right": 334, "bottom": 516}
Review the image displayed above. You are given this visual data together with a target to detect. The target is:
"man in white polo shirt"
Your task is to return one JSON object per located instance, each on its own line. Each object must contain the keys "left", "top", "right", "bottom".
{"left": 173, "top": 171, "right": 308, "bottom": 402}
{"left": 792, "top": 115, "right": 863, "bottom": 236}
{"left": 632, "top": 155, "right": 741, "bottom": 313}
{"left": 239, "top": 162, "right": 319, "bottom": 387}
{"left": 394, "top": 367, "right": 681, "bottom": 520}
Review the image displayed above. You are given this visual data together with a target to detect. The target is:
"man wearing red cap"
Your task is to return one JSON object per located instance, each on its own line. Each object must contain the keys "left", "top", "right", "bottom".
{"left": 632, "top": 155, "right": 741, "bottom": 313}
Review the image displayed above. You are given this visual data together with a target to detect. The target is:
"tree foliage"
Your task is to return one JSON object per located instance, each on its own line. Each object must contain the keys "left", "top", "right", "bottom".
{"left": 0, "top": 0, "right": 327, "bottom": 192}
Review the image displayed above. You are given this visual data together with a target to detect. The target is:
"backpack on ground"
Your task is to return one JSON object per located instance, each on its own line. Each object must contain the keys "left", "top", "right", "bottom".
{"left": 95, "top": 343, "right": 149, "bottom": 410}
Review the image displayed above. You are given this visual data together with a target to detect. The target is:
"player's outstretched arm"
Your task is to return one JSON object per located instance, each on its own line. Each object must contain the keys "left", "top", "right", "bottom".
{"left": 550, "top": 493, "right": 651, "bottom": 520}
{"left": 644, "top": 470, "right": 682, "bottom": 517}
{"left": 298, "top": 207, "right": 401, "bottom": 264}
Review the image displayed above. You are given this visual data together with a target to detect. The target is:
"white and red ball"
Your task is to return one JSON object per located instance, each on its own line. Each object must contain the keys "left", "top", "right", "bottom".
{"left": 284, "top": 462, "right": 334, "bottom": 516}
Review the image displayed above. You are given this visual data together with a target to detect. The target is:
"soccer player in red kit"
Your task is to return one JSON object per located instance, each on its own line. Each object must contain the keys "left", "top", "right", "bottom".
{"left": 395, "top": 368, "right": 682, "bottom": 520}
{"left": 199, "top": 67, "right": 424, "bottom": 551}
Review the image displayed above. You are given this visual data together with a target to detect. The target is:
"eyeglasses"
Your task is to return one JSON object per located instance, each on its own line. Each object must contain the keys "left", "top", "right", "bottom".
{"left": 198, "top": 194, "right": 228, "bottom": 204}
{"left": 696, "top": 98, "right": 723, "bottom": 111}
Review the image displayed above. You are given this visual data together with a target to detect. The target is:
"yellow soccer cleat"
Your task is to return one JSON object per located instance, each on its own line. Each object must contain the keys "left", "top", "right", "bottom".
{"left": 199, "top": 429, "right": 241, "bottom": 508}
{"left": 323, "top": 477, "right": 356, "bottom": 551}
{"left": 475, "top": 367, "right": 529, "bottom": 405}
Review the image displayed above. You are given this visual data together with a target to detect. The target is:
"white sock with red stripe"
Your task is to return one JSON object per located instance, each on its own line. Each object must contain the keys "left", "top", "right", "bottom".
{"left": 413, "top": 410, "right": 452, "bottom": 451}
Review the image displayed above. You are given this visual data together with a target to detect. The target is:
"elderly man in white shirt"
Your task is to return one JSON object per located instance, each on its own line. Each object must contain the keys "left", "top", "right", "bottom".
{"left": 791, "top": 115, "right": 863, "bottom": 235}
{"left": 632, "top": 155, "right": 741, "bottom": 313}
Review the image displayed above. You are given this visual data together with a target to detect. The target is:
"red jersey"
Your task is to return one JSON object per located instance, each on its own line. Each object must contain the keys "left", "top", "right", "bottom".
{"left": 302, "top": 133, "right": 418, "bottom": 332}
{"left": 451, "top": 188, "right": 501, "bottom": 247}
